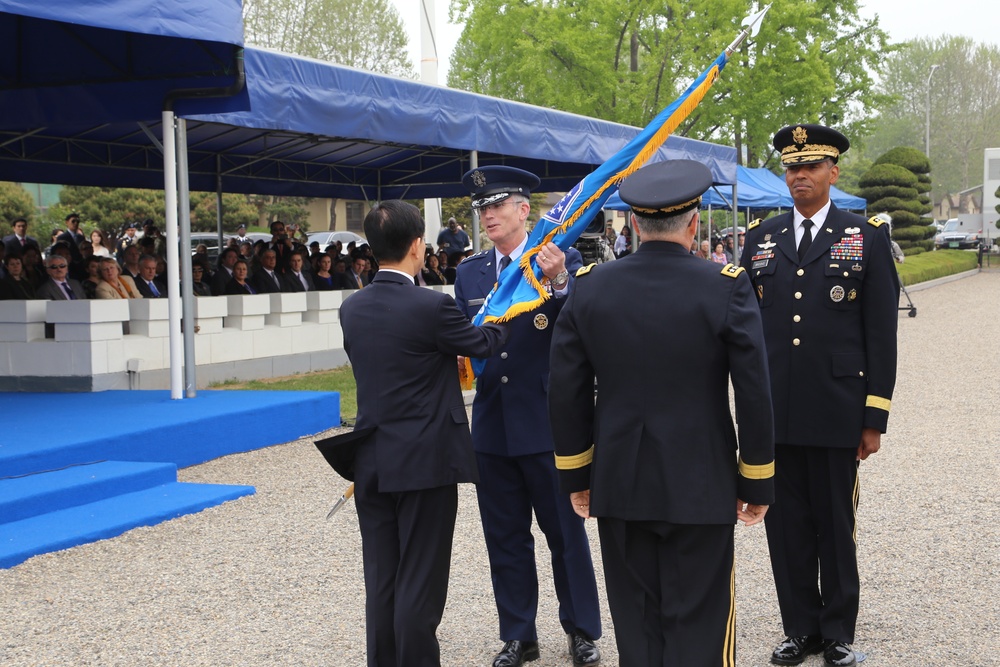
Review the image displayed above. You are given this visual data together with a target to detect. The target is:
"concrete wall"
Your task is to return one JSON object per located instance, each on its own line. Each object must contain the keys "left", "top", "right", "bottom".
{"left": 0, "top": 285, "right": 457, "bottom": 392}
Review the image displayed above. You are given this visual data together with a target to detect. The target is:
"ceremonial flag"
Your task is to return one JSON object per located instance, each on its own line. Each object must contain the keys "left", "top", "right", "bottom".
{"left": 465, "top": 6, "right": 771, "bottom": 376}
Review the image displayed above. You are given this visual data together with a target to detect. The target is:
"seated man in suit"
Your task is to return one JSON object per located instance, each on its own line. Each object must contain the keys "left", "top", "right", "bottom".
{"left": 283, "top": 250, "right": 315, "bottom": 292}
{"left": 134, "top": 254, "right": 166, "bottom": 298}
{"left": 339, "top": 200, "right": 508, "bottom": 667}
{"left": 35, "top": 255, "right": 87, "bottom": 300}
{"left": 251, "top": 249, "right": 285, "bottom": 294}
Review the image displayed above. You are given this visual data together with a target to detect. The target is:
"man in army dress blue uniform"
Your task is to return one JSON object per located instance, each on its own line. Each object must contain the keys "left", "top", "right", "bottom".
{"left": 549, "top": 159, "right": 776, "bottom": 667}
{"left": 454, "top": 166, "right": 602, "bottom": 667}
{"left": 739, "top": 124, "right": 899, "bottom": 667}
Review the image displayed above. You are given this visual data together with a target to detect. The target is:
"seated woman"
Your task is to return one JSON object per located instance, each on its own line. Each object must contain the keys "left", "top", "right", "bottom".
{"left": 90, "top": 229, "right": 111, "bottom": 258}
{"left": 0, "top": 255, "right": 36, "bottom": 299}
{"left": 190, "top": 256, "right": 213, "bottom": 297}
{"left": 224, "top": 259, "right": 256, "bottom": 295}
{"left": 81, "top": 256, "right": 103, "bottom": 299}
{"left": 95, "top": 257, "right": 141, "bottom": 299}
{"left": 313, "top": 254, "right": 335, "bottom": 291}
{"left": 421, "top": 254, "right": 447, "bottom": 286}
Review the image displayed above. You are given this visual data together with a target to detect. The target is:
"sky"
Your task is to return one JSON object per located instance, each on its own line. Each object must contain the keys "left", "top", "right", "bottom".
{"left": 389, "top": 0, "right": 1000, "bottom": 83}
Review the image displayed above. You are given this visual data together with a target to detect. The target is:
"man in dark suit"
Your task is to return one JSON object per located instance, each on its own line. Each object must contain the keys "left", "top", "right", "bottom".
{"left": 35, "top": 255, "right": 87, "bottom": 300}
{"left": 339, "top": 200, "right": 508, "bottom": 667}
{"left": 56, "top": 212, "right": 86, "bottom": 264}
{"left": 282, "top": 250, "right": 315, "bottom": 292}
{"left": 739, "top": 124, "right": 899, "bottom": 667}
{"left": 211, "top": 247, "right": 240, "bottom": 296}
{"left": 453, "top": 166, "right": 602, "bottom": 667}
{"left": 250, "top": 249, "right": 285, "bottom": 294}
{"left": 266, "top": 220, "right": 294, "bottom": 273}
{"left": 3, "top": 218, "right": 41, "bottom": 256}
{"left": 549, "top": 160, "right": 775, "bottom": 667}
{"left": 134, "top": 254, "right": 167, "bottom": 298}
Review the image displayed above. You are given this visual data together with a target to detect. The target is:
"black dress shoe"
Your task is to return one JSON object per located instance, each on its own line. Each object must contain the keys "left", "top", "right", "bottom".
{"left": 492, "top": 640, "right": 540, "bottom": 667}
{"left": 823, "top": 641, "right": 857, "bottom": 667}
{"left": 771, "top": 635, "right": 824, "bottom": 665}
{"left": 568, "top": 632, "right": 601, "bottom": 665}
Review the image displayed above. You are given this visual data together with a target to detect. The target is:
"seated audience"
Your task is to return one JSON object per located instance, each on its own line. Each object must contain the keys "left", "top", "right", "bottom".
{"left": 283, "top": 250, "right": 315, "bottom": 292}
{"left": 0, "top": 254, "right": 36, "bottom": 300}
{"left": 35, "top": 255, "right": 87, "bottom": 300}
{"left": 212, "top": 247, "right": 239, "bottom": 296}
{"left": 224, "top": 259, "right": 256, "bottom": 294}
{"left": 120, "top": 245, "right": 142, "bottom": 282}
{"left": 135, "top": 254, "right": 167, "bottom": 298}
{"left": 95, "top": 257, "right": 141, "bottom": 299}
{"left": 251, "top": 249, "right": 285, "bottom": 293}
{"left": 313, "top": 254, "right": 335, "bottom": 291}
{"left": 421, "top": 254, "right": 447, "bottom": 286}
{"left": 90, "top": 229, "right": 111, "bottom": 257}
{"left": 81, "top": 256, "right": 103, "bottom": 299}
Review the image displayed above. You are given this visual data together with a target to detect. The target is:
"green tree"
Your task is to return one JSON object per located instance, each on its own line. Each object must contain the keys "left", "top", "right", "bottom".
{"left": 189, "top": 193, "right": 259, "bottom": 232}
{"left": 243, "top": 0, "right": 415, "bottom": 77}
{"left": 859, "top": 147, "right": 934, "bottom": 251}
{"left": 863, "top": 37, "right": 1000, "bottom": 204}
{"left": 55, "top": 186, "right": 165, "bottom": 236}
{"left": 448, "top": 0, "right": 892, "bottom": 168}
{"left": 0, "top": 182, "right": 38, "bottom": 234}
{"left": 246, "top": 194, "right": 315, "bottom": 230}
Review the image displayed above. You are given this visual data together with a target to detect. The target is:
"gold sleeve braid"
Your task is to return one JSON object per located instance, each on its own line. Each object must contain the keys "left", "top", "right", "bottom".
{"left": 554, "top": 445, "right": 594, "bottom": 470}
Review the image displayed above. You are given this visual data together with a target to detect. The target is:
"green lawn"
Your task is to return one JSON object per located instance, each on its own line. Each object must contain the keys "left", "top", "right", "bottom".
{"left": 213, "top": 365, "right": 358, "bottom": 421}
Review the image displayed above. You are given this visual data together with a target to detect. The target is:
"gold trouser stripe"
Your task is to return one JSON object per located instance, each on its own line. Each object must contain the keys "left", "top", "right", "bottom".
{"left": 554, "top": 445, "right": 594, "bottom": 470}
{"left": 723, "top": 556, "right": 736, "bottom": 667}
{"left": 865, "top": 395, "right": 891, "bottom": 412}
{"left": 738, "top": 459, "right": 774, "bottom": 480}
{"left": 852, "top": 465, "right": 860, "bottom": 545}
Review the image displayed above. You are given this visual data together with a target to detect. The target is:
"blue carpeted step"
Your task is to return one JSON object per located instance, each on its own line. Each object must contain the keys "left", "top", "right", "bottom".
{"left": 0, "top": 461, "right": 178, "bottom": 525}
{"left": 0, "top": 481, "right": 255, "bottom": 569}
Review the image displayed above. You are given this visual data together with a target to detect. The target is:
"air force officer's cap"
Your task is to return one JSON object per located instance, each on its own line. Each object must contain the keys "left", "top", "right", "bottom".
{"left": 618, "top": 160, "right": 712, "bottom": 217}
{"left": 463, "top": 166, "right": 541, "bottom": 209}
{"left": 773, "top": 123, "right": 850, "bottom": 166}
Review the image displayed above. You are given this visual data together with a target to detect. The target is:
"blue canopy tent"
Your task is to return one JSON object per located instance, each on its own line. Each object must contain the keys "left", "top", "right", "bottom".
{"left": 606, "top": 165, "right": 865, "bottom": 213}
{"left": 0, "top": 0, "right": 246, "bottom": 125}
{"left": 0, "top": 0, "right": 246, "bottom": 399}
{"left": 0, "top": 47, "right": 736, "bottom": 199}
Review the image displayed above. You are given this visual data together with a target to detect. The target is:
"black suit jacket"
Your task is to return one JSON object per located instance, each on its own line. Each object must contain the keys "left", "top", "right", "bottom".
{"left": 550, "top": 242, "right": 774, "bottom": 524}
{"left": 340, "top": 271, "right": 508, "bottom": 493}
{"left": 251, "top": 268, "right": 285, "bottom": 294}
{"left": 739, "top": 205, "right": 899, "bottom": 447}
{"left": 282, "top": 270, "right": 315, "bottom": 292}
{"left": 135, "top": 277, "right": 167, "bottom": 298}
{"left": 3, "top": 234, "right": 41, "bottom": 256}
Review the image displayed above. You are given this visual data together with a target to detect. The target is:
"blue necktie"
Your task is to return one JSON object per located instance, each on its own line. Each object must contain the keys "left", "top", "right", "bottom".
{"left": 149, "top": 281, "right": 160, "bottom": 297}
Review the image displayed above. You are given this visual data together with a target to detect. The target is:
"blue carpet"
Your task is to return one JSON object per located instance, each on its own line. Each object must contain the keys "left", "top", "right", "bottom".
{"left": 0, "top": 390, "right": 340, "bottom": 569}
{"left": 0, "top": 390, "right": 341, "bottom": 478}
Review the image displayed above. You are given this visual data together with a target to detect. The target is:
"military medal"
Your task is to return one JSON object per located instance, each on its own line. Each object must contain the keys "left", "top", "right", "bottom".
{"left": 848, "top": 289, "right": 858, "bottom": 302}
{"left": 830, "top": 285, "right": 845, "bottom": 303}
{"left": 852, "top": 263, "right": 863, "bottom": 272}
{"left": 757, "top": 284, "right": 764, "bottom": 300}
{"left": 830, "top": 233, "right": 864, "bottom": 261}
{"left": 844, "top": 227, "right": 860, "bottom": 234}
{"left": 533, "top": 314, "right": 549, "bottom": 330}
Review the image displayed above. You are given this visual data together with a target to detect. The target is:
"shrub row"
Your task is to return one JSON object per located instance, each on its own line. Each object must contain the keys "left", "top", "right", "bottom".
{"left": 896, "top": 249, "right": 979, "bottom": 286}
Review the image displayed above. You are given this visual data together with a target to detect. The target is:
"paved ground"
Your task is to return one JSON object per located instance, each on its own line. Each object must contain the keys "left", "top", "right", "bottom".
{"left": 1, "top": 271, "right": 998, "bottom": 666}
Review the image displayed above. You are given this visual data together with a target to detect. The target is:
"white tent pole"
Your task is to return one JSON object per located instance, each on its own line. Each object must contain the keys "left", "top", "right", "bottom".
{"left": 177, "top": 119, "right": 197, "bottom": 397}
{"left": 420, "top": 0, "right": 442, "bottom": 249}
{"left": 162, "top": 110, "right": 183, "bottom": 399}
{"left": 470, "top": 150, "right": 480, "bottom": 253}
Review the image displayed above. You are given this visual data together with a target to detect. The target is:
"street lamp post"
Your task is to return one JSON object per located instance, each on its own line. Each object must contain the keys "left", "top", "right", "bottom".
{"left": 925, "top": 64, "right": 940, "bottom": 157}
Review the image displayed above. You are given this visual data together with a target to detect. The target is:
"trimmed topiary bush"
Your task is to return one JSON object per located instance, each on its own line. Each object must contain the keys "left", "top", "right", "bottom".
{"left": 859, "top": 148, "right": 935, "bottom": 251}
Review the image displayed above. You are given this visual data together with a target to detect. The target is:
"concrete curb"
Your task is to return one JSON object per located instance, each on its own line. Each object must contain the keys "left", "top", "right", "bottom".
{"left": 904, "top": 267, "right": 981, "bottom": 293}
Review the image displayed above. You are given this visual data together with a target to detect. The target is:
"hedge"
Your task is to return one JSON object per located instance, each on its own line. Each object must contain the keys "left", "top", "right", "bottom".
{"left": 896, "top": 249, "right": 978, "bottom": 286}
{"left": 865, "top": 186, "right": 919, "bottom": 202}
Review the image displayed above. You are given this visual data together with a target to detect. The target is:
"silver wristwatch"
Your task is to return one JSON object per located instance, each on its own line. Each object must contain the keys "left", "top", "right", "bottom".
{"left": 550, "top": 270, "right": 570, "bottom": 289}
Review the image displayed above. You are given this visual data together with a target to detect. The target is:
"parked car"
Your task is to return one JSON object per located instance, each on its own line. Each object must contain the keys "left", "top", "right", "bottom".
{"left": 306, "top": 230, "right": 366, "bottom": 254}
{"left": 934, "top": 218, "right": 982, "bottom": 250}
